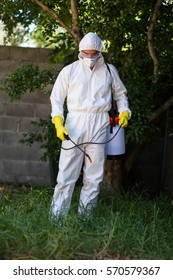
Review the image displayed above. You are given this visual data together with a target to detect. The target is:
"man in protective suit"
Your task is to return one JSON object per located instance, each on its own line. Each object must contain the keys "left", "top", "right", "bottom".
{"left": 50, "top": 32, "right": 131, "bottom": 218}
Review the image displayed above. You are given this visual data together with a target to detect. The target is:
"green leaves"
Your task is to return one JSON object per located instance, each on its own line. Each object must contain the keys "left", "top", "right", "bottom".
{"left": 20, "top": 118, "right": 61, "bottom": 163}
{"left": 1, "top": 64, "right": 54, "bottom": 101}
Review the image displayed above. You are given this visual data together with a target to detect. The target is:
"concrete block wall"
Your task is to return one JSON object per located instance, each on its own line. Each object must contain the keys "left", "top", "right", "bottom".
{"left": 0, "top": 46, "right": 63, "bottom": 186}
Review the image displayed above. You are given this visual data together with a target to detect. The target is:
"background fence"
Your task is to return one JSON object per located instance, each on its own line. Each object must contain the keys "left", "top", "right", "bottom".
{"left": 0, "top": 46, "right": 62, "bottom": 186}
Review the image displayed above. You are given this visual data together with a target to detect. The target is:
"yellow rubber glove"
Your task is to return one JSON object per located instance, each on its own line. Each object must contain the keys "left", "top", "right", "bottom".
{"left": 53, "top": 116, "right": 68, "bottom": 141}
{"left": 119, "top": 111, "right": 129, "bottom": 128}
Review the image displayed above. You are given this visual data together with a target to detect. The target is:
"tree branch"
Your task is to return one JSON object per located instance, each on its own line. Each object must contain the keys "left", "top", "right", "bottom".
{"left": 149, "top": 95, "right": 173, "bottom": 123}
{"left": 70, "top": 0, "right": 83, "bottom": 43}
{"left": 31, "top": 0, "right": 82, "bottom": 43}
{"left": 147, "top": 0, "right": 162, "bottom": 81}
{"left": 71, "top": 0, "right": 78, "bottom": 27}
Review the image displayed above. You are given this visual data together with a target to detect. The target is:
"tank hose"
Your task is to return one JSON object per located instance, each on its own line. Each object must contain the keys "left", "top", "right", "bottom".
{"left": 61, "top": 125, "right": 122, "bottom": 163}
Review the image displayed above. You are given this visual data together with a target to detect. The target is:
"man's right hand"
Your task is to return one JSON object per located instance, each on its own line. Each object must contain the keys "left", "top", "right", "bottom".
{"left": 53, "top": 116, "right": 68, "bottom": 141}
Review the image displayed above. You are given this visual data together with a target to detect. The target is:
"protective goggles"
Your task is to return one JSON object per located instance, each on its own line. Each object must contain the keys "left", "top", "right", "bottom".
{"left": 81, "top": 51, "right": 100, "bottom": 59}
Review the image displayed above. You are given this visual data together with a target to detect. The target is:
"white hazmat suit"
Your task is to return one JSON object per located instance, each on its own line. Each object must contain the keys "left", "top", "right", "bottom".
{"left": 50, "top": 32, "right": 131, "bottom": 218}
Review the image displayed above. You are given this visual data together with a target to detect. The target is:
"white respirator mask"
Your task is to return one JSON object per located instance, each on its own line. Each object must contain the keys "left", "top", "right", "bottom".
{"left": 83, "top": 57, "right": 98, "bottom": 68}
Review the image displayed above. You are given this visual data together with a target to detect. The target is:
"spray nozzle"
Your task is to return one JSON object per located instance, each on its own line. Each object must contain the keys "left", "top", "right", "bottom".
{"left": 86, "top": 155, "right": 92, "bottom": 163}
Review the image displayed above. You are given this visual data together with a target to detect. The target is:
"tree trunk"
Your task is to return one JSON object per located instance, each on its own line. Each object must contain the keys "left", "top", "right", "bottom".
{"left": 104, "top": 159, "right": 122, "bottom": 193}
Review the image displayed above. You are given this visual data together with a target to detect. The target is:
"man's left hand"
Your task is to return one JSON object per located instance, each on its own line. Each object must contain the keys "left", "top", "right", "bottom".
{"left": 119, "top": 111, "right": 129, "bottom": 127}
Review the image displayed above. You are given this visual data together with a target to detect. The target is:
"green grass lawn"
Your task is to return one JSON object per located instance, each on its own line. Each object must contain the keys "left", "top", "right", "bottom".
{"left": 0, "top": 184, "right": 173, "bottom": 260}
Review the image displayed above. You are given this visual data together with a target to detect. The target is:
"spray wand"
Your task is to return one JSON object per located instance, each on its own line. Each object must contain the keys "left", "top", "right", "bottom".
{"left": 64, "top": 135, "right": 92, "bottom": 163}
{"left": 62, "top": 123, "right": 122, "bottom": 164}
